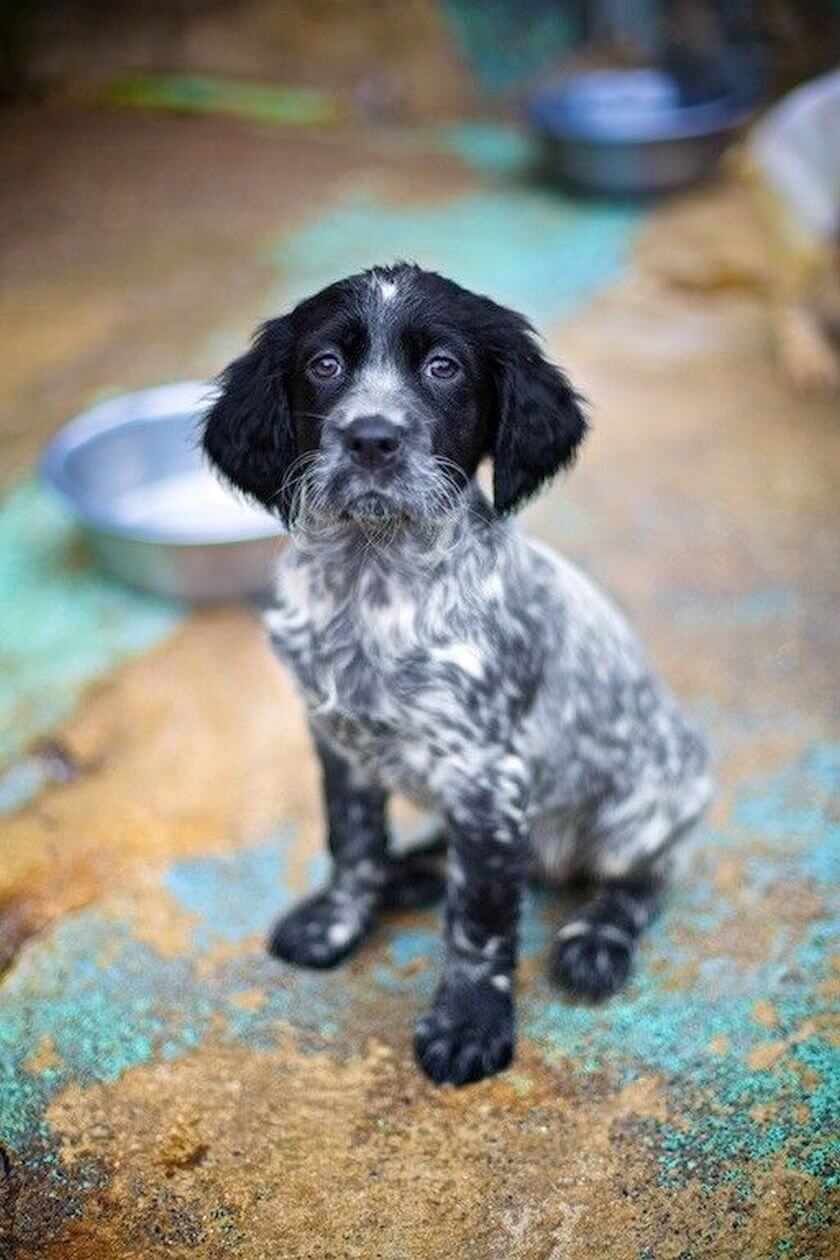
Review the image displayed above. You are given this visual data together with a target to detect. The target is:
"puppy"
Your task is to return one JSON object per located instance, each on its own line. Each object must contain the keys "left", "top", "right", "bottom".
{"left": 203, "top": 264, "right": 712, "bottom": 1086}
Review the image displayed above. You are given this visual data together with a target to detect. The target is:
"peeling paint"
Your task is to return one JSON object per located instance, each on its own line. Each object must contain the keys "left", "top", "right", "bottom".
{"left": 3, "top": 744, "right": 836, "bottom": 1221}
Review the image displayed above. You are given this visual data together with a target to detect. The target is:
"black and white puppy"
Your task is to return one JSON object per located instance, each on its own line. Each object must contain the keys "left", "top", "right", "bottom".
{"left": 203, "top": 263, "right": 712, "bottom": 1087}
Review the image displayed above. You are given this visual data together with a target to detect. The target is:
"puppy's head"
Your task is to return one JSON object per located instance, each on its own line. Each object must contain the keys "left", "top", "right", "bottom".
{"left": 203, "top": 264, "right": 587, "bottom": 526}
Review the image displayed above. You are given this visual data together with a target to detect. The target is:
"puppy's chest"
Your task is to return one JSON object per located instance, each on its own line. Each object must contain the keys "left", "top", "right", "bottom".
{"left": 266, "top": 569, "right": 494, "bottom": 747}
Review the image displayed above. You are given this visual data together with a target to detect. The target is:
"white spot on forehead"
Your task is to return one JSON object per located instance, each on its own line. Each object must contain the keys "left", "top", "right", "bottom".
{"left": 376, "top": 277, "right": 398, "bottom": 302}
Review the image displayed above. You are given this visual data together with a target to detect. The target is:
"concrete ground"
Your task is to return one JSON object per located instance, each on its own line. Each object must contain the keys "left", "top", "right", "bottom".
{"left": 0, "top": 104, "right": 838, "bottom": 1259}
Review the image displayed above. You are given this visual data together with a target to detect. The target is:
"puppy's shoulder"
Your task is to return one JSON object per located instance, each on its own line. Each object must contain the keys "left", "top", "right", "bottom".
{"left": 520, "top": 535, "right": 641, "bottom": 648}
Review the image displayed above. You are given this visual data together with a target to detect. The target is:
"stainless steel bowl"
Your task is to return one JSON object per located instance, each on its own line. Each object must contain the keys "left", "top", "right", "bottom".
{"left": 40, "top": 382, "right": 287, "bottom": 601}
{"left": 526, "top": 68, "right": 754, "bottom": 195}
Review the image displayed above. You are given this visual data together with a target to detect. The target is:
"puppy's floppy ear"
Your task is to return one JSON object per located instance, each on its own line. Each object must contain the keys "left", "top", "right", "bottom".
{"left": 491, "top": 316, "right": 588, "bottom": 515}
{"left": 202, "top": 317, "right": 295, "bottom": 517}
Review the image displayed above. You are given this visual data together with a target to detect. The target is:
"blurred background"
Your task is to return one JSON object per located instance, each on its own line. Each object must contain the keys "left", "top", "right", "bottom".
{"left": 2, "top": 0, "right": 838, "bottom": 483}
{"left": 1, "top": 5, "right": 838, "bottom": 1259}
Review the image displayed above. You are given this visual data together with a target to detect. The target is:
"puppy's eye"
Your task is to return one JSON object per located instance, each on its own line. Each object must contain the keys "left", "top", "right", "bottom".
{"left": 424, "top": 354, "right": 461, "bottom": 382}
{"left": 309, "top": 353, "right": 343, "bottom": 381}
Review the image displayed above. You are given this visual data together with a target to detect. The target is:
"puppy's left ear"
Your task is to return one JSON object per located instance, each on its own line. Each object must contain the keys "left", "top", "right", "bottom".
{"left": 491, "top": 320, "right": 588, "bottom": 515}
{"left": 202, "top": 316, "right": 296, "bottom": 518}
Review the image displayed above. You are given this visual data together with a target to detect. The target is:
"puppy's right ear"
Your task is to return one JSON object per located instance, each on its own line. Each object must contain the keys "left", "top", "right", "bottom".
{"left": 202, "top": 317, "right": 295, "bottom": 517}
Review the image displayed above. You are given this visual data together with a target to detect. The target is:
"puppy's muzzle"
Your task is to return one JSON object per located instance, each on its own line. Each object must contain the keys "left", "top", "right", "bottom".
{"left": 342, "top": 414, "right": 403, "bottom": 469}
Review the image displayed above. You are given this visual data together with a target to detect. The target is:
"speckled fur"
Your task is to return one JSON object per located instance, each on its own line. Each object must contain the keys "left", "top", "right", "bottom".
{"left": 203, "top": 264, "right": 712, "bottom": 1085}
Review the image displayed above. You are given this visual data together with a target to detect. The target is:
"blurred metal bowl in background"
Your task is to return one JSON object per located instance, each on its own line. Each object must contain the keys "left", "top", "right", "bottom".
{"left": 526, "top": 68, "right": 754, "bottom": 195}
{"left": 40, "top": 382, "right": 287, "bottom": 601}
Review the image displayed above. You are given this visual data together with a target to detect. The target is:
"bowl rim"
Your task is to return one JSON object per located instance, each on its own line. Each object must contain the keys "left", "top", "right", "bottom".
{"left": 526, "top": 68, "right": 754, "bottom": 144}
{"left": 40, "top": 380, "right": 287, "bottom": 547}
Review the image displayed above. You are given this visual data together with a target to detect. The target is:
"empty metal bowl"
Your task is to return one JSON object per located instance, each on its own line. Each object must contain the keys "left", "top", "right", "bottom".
{"left": 40, "top": 381, "right": 287, "bottom": 601}
{"left": 526, "top": 68, "right": 754, "bottom": 195}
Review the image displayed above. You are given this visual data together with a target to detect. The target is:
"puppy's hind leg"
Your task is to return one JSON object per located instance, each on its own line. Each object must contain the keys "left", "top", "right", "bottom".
{"left": 549, "top": 871, "right": 664, "bottom": 1002}
{"left": 549, "top": 774, "right": 710, "bottom": 1001}
{"left": 269, "top": 738, "right": 445, "bottom": 969}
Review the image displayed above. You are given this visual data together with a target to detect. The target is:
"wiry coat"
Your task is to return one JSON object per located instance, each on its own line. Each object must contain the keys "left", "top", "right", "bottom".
{"left": 203, "top": 263, "right": 712, "bottom": 1086}
{"left": 266, "top": 499, "right": 709, "bottom": 879}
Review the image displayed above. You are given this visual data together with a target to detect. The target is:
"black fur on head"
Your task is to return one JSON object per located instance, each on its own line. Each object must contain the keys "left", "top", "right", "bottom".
{"left": 470, "top": 298, "right": 588, "bottom": 515}
{"left": 202, "top": 263, "right": 587, "bottom": 524}
{"left": 491, "top": 324, "right": 588, "bottom": 514}
{"left": 202, "top": 316, "right": 297, "bottom": 517}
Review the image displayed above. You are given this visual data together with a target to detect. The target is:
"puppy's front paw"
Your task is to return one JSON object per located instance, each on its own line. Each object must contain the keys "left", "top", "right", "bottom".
{"left": 414, "top": 976, "right": 514, "bottom": 1086}
{"left": 267, "top": 889, "right": 375, "bottom": 969}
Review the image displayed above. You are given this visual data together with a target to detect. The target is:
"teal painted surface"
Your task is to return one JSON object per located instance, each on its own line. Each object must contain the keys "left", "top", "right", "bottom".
{"left": 163, "top": 834, "right": 295, "bottom": 948}
{"left": 268, "top": 189, "right": 641, "bottom": 325}
{"left": 0, "top": 480, "right": 180, "bottom": 772}
{"left": 733, "top": 744, "right": 839, "bottom": 852}
{"left": 435, "top": 121, "right": 539, "bottom": 179}
{"left": 522, "top": 745, "right": 839, "bottom": 1190}
{"left": 0, "top": 838, "right": 331, "bottom": 1141}
{"left": 2, "top": 746, "right": 836, "bottom": 1213}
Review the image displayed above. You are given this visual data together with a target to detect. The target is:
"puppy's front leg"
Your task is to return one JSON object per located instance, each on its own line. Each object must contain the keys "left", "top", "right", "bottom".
{"left": 268, "top": 738, "right": 389, "bottom": 968}
{"left": 415, "top": 758, "right": 529, "bottom": 1086}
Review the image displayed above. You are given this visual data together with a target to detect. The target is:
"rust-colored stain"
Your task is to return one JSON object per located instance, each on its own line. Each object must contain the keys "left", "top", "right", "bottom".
{"left": 6, "top": 1040, "right": 830, "bottom": 1260}
{"left": 0, "top": 609, "right": 318, "bottom": 959}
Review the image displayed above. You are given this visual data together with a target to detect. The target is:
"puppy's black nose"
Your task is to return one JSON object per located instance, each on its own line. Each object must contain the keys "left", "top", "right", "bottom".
{"left": 343, "top": 415, "right": 402, "bottom": 467}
